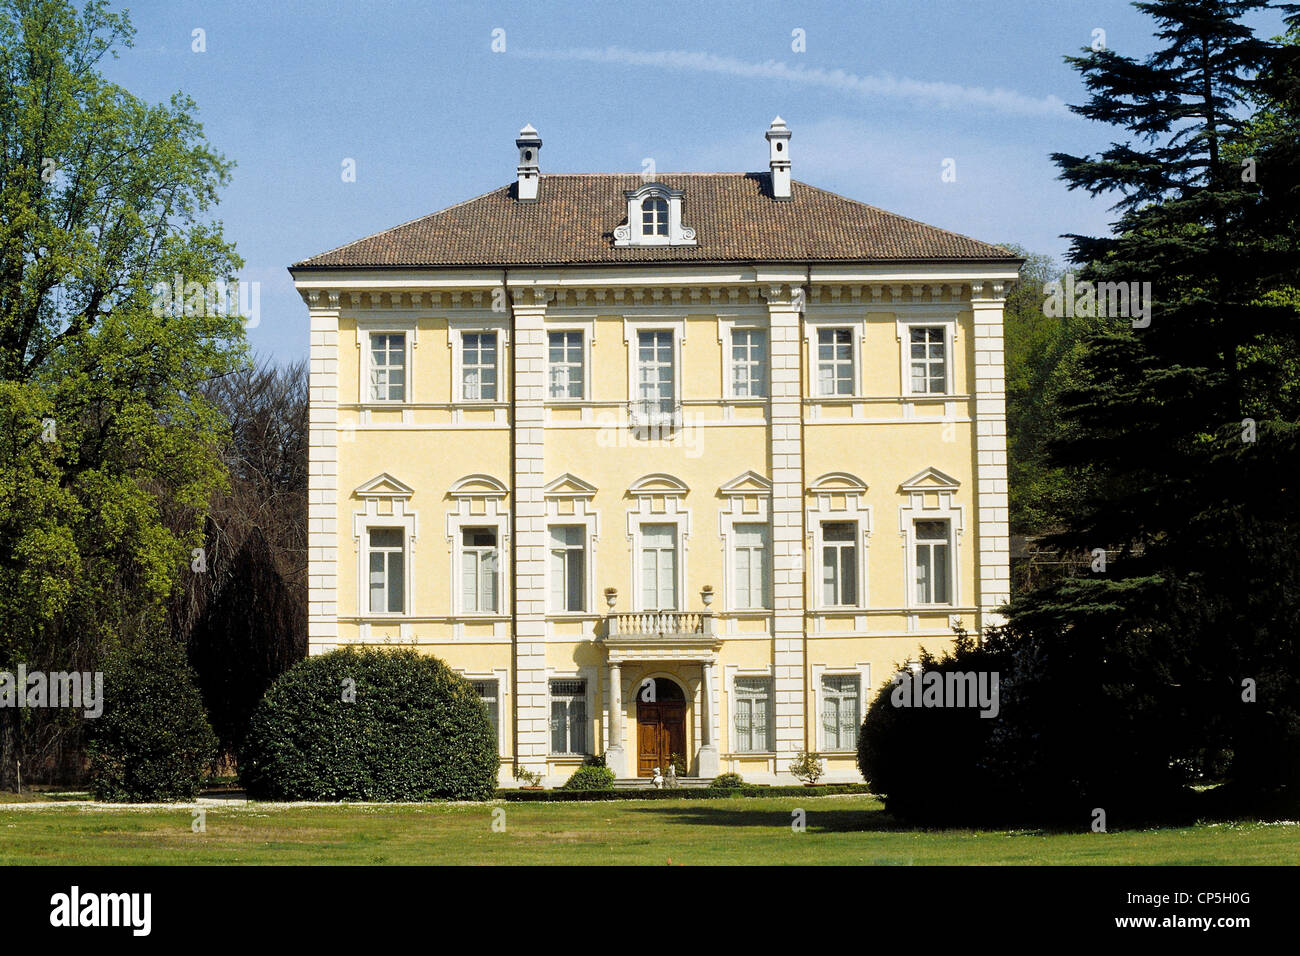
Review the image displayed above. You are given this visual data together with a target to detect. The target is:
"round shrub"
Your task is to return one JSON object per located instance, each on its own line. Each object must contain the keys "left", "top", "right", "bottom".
{"left": 88, "top": 638, "right": 219, "bottom": 802}
{"left": 709, "top": 772, "right": 745, "bottom": 789}
{"left": 239, "top": 648, "right": 498, "bottom": 801}
{"left": 561, "top": 765, "right": 615, "bottom": 791}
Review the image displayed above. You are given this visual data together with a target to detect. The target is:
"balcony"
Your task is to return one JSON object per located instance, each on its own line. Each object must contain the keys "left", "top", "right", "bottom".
{"left": 605, "top": 610, "right": 715, "bottom": 639}
{"left": 627, "top": 400, "right": 683, "bottom": 434}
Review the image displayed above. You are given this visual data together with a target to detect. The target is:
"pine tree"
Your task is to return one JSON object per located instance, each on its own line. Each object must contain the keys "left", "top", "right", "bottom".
{"left": 1010, "top": 1, "right": 1300, "bottom": 800}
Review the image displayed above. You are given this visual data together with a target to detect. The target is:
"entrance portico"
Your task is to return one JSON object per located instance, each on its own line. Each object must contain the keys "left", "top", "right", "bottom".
{"left": 601, "top": 610, "right": 721, "bottom": 779}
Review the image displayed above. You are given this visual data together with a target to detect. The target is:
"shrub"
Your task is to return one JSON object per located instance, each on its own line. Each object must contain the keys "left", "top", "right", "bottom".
{"left": 239, "top": 648, "right": 498, "bottom": 801}
{"left": 709, "top": 772, "right": 745, "bottom": 789}
{"left": 87, "top": 638, "right": 219, "bottom": 802}
{"left": 788, "top": 751, "right": 825, "bottom": 784}
{"left": 562, "top": 765, "right": 615, "bottom": 791}
{"left": 583, "top": 752, "right": 607, "bottom": 768}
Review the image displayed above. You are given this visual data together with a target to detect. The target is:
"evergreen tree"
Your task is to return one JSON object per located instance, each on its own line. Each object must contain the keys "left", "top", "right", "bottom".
{"left": 1011, "top": 1, "right": 1300, "bottom": 799}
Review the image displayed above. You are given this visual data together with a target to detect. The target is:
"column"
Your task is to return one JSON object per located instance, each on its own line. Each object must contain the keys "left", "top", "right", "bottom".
{"left": 698, "top": 660, "right": 719, "bottom": 777}
{"left": 765, "top": 283, "right": 808, "bottom": 766}
{"left": 306, "top": 289, "right": 340, "bottom": 655}
{"left": 606, "top": 662, "right": 625, "bottom": 777}
{"left": 512, "top": 288, "right": 549, "bottom": 776}
{"left": 971, "top": 282, "right": 1011, "bottom": 630}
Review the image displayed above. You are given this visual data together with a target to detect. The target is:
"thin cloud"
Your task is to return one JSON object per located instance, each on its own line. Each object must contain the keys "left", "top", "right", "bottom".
{"left": 516, "top": 46, "right": 1067, "bottom": 118}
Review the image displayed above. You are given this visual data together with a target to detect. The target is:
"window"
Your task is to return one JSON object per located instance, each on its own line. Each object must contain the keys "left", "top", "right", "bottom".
{"left": 914, "top": 519, "right": 952, "bottom": 605}
{"left": 909, "top": 327, "right": 947, "bottom": 394}
{"left": 641, "top": 197, "right": 668, "bottom": 237}
{"left": 367, "top": 528, "right": 405, "bottom": 614}
{"left": 471, "top": 679, "right": 500, "bottom": 745}
{"left": 731, "top": 329, "right": 768, "bottom": 398}
{"left": 369, "top": 333, "right": 405, "bottom": 402}
{"left": 732, "top": 523, "right": 771, "bottom": 610}
{"left": 821, "top": 674, "right": 860, "bottom": 750}
{"left": 549, "top": 525, "right": 586, "bottom": 612}
{"left": 462, "top": 332, "right": 498, "bottom": 401}
{"left": 816, "top": 328, "right": 854, "bottom": 396}
{"left": 635, "top": 330, "right": 675, "bottom": 418}
{"left": 461, "top": 527, "right": 500, "bottom": 613}
{"left": 733, "top": 678, "right": 773, "bottom": 752}
{"left": 821, "top": 522, "right": 858, "bottom": 607}
{"left": 640, "top": 523, "right": 677, "bottom": 610}
{"left": 548, "top": 331, "right": 584, "bottom": 399}
{"left": 550, "top": 679, "right": 587, "bottom": 755}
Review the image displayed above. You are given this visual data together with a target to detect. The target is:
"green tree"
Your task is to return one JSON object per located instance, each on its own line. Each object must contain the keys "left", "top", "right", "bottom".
{"left": 1012, "top": 0, "right": 1300, "bottom": 800}
{"left": 0, "top": 0, "right": 245, "bottom": 787}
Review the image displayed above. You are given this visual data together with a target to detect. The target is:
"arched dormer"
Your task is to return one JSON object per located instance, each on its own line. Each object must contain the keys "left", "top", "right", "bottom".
{"left": 613, "top": 183, "right": 697, "bottom": 247}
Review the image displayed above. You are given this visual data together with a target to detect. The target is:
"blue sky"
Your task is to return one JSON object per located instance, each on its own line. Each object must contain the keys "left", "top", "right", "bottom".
{"left": 101, "top": 0, "right": 1291, "bottom": 363}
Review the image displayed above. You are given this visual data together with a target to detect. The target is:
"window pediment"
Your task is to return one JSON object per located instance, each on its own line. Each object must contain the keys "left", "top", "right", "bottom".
{"left": 355, "top": 473, "right": 415, "bottom": 499}
{"left": 613, "top": 183, "right": 697, "bottom": 247}
{"left": 628, "top": 473, "right": 689, "bottom": 497}
{"left": 449, "top": 474, "right": 509, "bottom": 498}
{"left": 898, "top": 467, "right": 960, "bottom": 493}
{"left": 719, "top": 471, "right": 772, "bottom": 496}
{"left": 544, "top": 473, "right": 598, "bottom": 499}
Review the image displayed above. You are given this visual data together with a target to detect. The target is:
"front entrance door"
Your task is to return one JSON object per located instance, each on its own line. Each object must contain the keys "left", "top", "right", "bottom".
{"left": 636, "top": 677, "right": 687, "bottom": 777}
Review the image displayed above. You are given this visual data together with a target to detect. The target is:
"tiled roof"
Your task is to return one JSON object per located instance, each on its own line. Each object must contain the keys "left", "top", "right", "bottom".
{"left": 292, "top": 173, "right": 1018, "bottom": 269}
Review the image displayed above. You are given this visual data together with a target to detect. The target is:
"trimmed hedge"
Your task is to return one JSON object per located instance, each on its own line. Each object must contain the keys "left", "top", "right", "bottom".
{"left": 497, "top": 784, "right": 874, "bottom": 802}
{"left": 87, "top": 638, "right": 219, "bottom": 803}
{"left": 239, "top": 648, "right": 498, "bottom": 801}
{"left": 562, "top": 765, "right": 616, "bottom": 790}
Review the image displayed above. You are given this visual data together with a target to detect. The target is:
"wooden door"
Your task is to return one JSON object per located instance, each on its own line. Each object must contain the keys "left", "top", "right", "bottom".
{"left": 637, "top": 700, "right": 687, "bottom": 777}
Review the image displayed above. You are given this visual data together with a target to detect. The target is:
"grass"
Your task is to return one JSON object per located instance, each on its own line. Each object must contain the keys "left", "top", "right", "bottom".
{"left": 0, "top": 794, "right": 1295, "bottom": 865}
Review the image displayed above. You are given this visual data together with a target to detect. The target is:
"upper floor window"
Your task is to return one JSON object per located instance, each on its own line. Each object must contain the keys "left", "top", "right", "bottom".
{"left": 462, "top": 332, "right": 498, "bottom": 401}
{"left": 732, "top": 522, "right": 771, "bottom": 610}
{"left": 640, "top": 523, "right": 678, "bottom": 611}
{"left": 367, "top": 527, "right": 405, "bottom": 614}
{"left": 816, "top": 328, "right": 854, "bottom": 396}
{"left": 461, "top": 527, "right": 500, "bottom": 613}
{"left": 913, "top": 519, "right": 952, "bottom": 605}
{"left": 548, "top": 331, "right": 584, "bottom": 400}
{"left": 641, "top": 197, "right": 668, "bottom": 237}
{"left": 909, "top": 327, "right": 948, "bottom": 394}
{"left": 369, "top": 333, "right": 406, "bottom": 402}
{"left": 549, "top": 525, "right": 587, "bottom": 612}
{"left": 635, "top": 330, "right": 676, "bottom": 418}
{"left": 731, "top": 329, "right": 768, "bottom": 398}
{"left": 821, "top": 521, "right": 858, "bottom": 607}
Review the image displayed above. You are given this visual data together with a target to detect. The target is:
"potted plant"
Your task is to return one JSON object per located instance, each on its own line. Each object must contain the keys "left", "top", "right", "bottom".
{"left": 514, "top": 766, "right": 544, "bottom": 790}
{"left": 788, "top": 751, "right": 825, "bottom": 786}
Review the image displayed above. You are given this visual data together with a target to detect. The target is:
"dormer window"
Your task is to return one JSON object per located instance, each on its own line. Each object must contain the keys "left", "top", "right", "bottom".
{"left": 614, "top": 183, "right": 696, "bottom": 247}
{"left": 641, "top": 197, "right": 668, "bottom": 237}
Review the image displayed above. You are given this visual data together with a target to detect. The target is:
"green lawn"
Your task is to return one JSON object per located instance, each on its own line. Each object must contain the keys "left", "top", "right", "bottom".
{"left": 0, "top": 795, "right": 1295, "bottom": 864}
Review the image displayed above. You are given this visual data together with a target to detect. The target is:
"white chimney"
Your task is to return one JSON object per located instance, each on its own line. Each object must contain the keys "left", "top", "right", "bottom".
{"left": 516, "top": 124, "right": 541, "bottom": 202}
{"left": 765, "top": 116, "right": 792, "bottom": 200}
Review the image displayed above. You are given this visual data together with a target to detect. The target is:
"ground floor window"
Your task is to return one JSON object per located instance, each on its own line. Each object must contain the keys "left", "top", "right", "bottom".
{"left": 471, "top": 679, "right": 499, "bottom": 746}
{"left": 821, "top": 674, "right": 860, "bottom": 750}
{"left": 550, "top": 679, "right": 587, "bottom": 755}
{"left": 733, "top": 677, "right": 773, "bottom": 752}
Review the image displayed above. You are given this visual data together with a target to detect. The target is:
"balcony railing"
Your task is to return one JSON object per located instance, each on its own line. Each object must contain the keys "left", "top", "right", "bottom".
{"left": 605, "top": 610, "right": 715, "bottom": 639}
{"left": 627, "top": 400, "right": 683, "bottom": 433}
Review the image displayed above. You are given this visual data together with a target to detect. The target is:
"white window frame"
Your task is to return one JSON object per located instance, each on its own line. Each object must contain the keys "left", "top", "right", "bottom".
{"left": 357, "top": 320, "right": 417, "bottom": 405}
{"left": 364, "top": 526, "right": 407, "bottom": 615}
{"left": 804, "top": 316, "right": 864, "bottom": 399}
{"left": 448, "top": 317, "right": 509, "bottom": 405}
{"left": 459, "top": 525, "right": 503, "bottom": 614}
{"left": 460, "top": 330, "right": 500, "bottom": 402}
{"left": 806, "top": 473, "right": 871, "bottom": 612}
{"left": 547, "top": 523, "right": 589, "bottom": 614}
{"left": 897, "top": 468, "right": 964, "bottom": 611}
{"left": 455, "top": 668, "right": 510, "bottom": 758}
{"left": 548, "top": 676, "right": 591, "bottom": 756}
{"left": 818, "top": 520, "right": 861, "bottom": 609}
{"left": 730, "top": 522, "right": 772, "bottom": 611}
{"left": 717, "top": 472, "right": 774, "bottom": 615}
{"left": 812, "top": 664, "right": 871, "bottom": 753}
{"left": 446, "top": 476, "right": 511, "bottom": 618}
{"left": 352, "top": 474, "right": 418, "bottom": 623}
{"left": 729, "top": 672, "right": 775, "bottom": 754}
{"left": 623, "top": 317, "right": 685, "bottom": 430}
{"left": 896, "top": 315, "right": 957, "bottom": 398}
{"left": 625, "top": 475, "right": 691, "bottom": 613}
{"left": 546, "top": 327, "right": 590, "bottom": 401}
{"left": 641, "top": 197, "right": 668, "bottom": 237}
{"left": 912, "top": 517, "right": 955, "bottom": 607}
{"left": 613, "top": 183, "right": 697, "bottom": 247}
